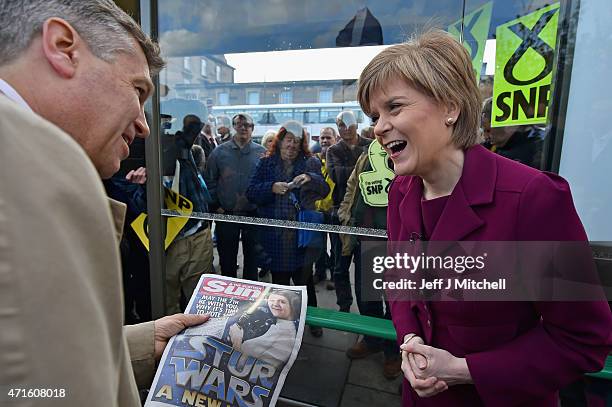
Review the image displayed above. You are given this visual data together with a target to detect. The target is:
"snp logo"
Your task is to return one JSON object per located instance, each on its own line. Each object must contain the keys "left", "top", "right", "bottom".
{"left": 492, "top": 3, "right": 560, "bottom": 127}
{"left": 448, "top": 2, "right": 493, "bottom": 81}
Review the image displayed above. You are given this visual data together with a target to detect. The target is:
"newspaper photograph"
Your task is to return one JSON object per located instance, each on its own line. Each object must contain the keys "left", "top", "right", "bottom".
{"left": 145, "top": 274, "right": 307, "bottom": 407}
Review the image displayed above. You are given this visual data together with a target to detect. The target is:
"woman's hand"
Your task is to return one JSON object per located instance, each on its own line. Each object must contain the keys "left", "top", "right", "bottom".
{"left": 402, "top": 334, "right": 427, "bottom": 369}
{"left": 291, "top": 174, "right": 311, "bottom": 187}
{"left": 228, "top": 324, "right": 244, "bottom": 350}
{"left": 402, "top": 342, "right": 472, "bottom": 387}
{"left": 400, "top": 334, "right": 447, "bottom": 398}
{"left": 272, "top": 182, "right": 290, "bottom": 195}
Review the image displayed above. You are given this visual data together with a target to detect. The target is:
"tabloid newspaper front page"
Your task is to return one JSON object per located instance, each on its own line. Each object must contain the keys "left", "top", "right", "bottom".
{"left": 145, "top": 274, "right": 307, "bottom": 407}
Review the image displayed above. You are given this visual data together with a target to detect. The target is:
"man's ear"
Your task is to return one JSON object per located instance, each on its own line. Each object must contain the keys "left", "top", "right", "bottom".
{"left": 41, "top": 18, "right": 81, "bottom": 79}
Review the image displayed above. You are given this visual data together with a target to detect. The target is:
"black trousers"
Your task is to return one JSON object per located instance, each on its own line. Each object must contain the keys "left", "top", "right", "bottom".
{"left": 271, "top": 247, "right": 319, "bottom": 307}
{"left": 215, "top": 221, "right": 258, "bottom": 281}
{"left": 330, "top": 213, "right": 353, "bottom": 310}
{"left": 354, "top": 240, "right": 398, "bottom": 357}
{"left": 314, "top": 213, "right": 334, "bottom": 279}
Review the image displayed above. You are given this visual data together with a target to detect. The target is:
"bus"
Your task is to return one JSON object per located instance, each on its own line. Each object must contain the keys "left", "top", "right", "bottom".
{"left": 211, "top": 102, "right": 370, "bottom": 142}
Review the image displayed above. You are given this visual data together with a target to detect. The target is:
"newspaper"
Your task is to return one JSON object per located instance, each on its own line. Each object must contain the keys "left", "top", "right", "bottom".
{"left": 145, "top": 274, "right": 307, "bottom": 407}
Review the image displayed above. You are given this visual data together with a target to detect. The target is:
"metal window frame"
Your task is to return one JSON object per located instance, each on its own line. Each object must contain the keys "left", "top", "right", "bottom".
{"left": 140, "top": 0, "right": 166, "bottom": 319}
{"left": 543, "top": 0, "right": 581, "bottom": 173}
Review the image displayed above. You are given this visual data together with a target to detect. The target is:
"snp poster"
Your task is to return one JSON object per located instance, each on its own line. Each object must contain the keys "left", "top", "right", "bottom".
{"left": 492, "top": 3, "right": 560, "bottom": 127}
{"left": 448, "top": 1, "right": 493, "bottom": 81}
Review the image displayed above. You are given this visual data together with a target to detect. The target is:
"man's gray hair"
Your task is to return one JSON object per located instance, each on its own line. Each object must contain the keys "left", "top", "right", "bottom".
{"left": 0, "top": 0, "right": 165, "bottom": 74}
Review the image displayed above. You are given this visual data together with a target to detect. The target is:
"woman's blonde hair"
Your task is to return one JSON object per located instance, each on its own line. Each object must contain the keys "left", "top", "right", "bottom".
{"left": 261, "top": 130, "right": 276, "bottom": 148}
{"left": 358, "top": 29, "right": 482, "bottom": 148}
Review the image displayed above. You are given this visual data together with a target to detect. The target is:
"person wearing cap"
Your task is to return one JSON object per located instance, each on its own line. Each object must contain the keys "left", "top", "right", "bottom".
{"left": 246, "top": 121, "right": 329, "bottom": 337}
{"left": 326, "top": 110, "right": 372, "bottom": 316}
{"left": 205, "top": 113, "right": 265, "bottom": 280}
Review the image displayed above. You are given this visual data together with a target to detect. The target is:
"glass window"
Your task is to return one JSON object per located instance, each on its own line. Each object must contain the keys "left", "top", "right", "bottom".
{"left": 273, "top": 108, "right": 293, "bottom": 124}
{"left": 217, "top": 92, "right": 229, "bottom": 105}
{"left": 559, "top": 0, "right": 612, "bottom": 241}
{"left": 256, "top": 110, "right": 274, "bottom": 124}
{"left": 319, "top": 89, "right": 333, "bottom": 103}
{"left": 296, "top": 108, "right": 319, "bottom": 124}
{"left": 247, "top": 91, "right": 260, "bottom": 105}
{"left": 200, "top": 59, "right": 207, "bottom": 77}
{"left": 280, "top": 90, "right": 293, "bottom": 104}
{"left": 320, "top": 108, "right": 341, "bottom": 124}
{"left": 156, "top": 0, "right": 581, "bottom": 235}
{"left": 148, "top": 0, "right": 595, "bottom": 346}
{"left": 465, "top": 0, "right": 573, "bottom": 172}
{"left": 245, "top": 109, "right": 264, "bottom": 124}
{"left": 156, "top": 0, "right": 470, "bottom": 297}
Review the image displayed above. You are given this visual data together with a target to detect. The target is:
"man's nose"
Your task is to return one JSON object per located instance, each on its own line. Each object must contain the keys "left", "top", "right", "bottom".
{"left": 135, "top": 108, "right": 150, "bottom": 139}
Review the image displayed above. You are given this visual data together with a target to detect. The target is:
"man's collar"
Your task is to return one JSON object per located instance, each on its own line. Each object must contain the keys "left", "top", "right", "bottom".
{"left": 231, "top": 137, "right": 251, "bottom": 151}
{"left": 0, "top": 78, "right": 33, "bottom": 112}
{"left": 342, "top": 135, "right": 359, "bottom": 146}
{"left": 340, "top": 135, "right": 369, "bottom": 148}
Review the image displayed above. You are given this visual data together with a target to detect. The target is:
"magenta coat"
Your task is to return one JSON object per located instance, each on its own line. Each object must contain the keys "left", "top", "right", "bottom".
{"left": 387, "top": 145, "right": 612, "bottom": 406}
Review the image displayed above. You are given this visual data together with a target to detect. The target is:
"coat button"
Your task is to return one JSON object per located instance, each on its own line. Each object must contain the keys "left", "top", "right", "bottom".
{"left": 427, "top": 319, "right": 431, "bottom": 327}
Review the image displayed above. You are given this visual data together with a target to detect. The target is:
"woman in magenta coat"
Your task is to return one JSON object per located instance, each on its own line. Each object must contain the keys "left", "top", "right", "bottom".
{"left": 357, "top": 30, "right": 612, "bottom": 406}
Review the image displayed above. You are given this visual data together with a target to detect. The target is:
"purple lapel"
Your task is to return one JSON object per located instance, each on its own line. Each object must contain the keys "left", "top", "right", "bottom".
{"left": 397, "top": 176, "right": 424, "bottom": 240}
{"left": 398, "top": 145, "right": 496, "bottom": 242}
{"left": 430, "top": 182, "right": 484, "bottom": 241}
{"left": 432, "top": 145, "right": 496, "bottom": 241}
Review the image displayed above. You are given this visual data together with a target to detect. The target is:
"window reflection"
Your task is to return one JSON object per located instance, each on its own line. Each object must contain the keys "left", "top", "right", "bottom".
{"left": 156, "top": 0, "right": 575, "bottom": 238}
{"left": 465, "top": 0, "right": 571, "bottom": 171}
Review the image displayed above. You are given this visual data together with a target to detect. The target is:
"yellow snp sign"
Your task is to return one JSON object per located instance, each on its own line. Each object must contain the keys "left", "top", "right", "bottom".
{"left": 358, "top": 140, "right": 395, "bottom": 207}
{"left": 131, "top": 187, "right": 193, "bottom": 251}
{"left": 448, "top": 1, "right": 493, "bottom": 81}
{"left": 492, "top": 3, "right": 560, "bottom": 127}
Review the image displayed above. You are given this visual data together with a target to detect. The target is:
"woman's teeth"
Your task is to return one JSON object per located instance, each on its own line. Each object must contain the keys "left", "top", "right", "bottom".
{"left": 386, "top": 140, "right": 407, "bottom": 154}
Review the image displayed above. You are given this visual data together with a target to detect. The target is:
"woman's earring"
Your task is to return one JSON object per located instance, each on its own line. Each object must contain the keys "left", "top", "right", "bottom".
{"left": 445, "top": 117, "right": 456, "bottom": 126}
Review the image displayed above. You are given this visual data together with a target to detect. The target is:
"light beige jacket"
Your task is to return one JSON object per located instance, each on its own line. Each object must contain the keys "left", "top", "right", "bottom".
{"left": 0, "top": 97, "right": 155, "bottom": 406}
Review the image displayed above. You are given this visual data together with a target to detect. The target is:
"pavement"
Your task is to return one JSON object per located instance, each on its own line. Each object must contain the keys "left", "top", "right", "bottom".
{"left": 279, "top": 278, "right": 403, "bottom": 407}
{"left": 212, "top": 238, "right": 403, "bottom": 407}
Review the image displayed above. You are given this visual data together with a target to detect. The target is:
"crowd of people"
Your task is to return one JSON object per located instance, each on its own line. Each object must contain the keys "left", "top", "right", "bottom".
{"left": 1, "top": 1, "right": 610, "bottom": 406}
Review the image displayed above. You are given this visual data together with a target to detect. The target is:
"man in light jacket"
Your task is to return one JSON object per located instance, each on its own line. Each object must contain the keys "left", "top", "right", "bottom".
{"left": 0, "top": 1, "right": 208, "bottom": 406}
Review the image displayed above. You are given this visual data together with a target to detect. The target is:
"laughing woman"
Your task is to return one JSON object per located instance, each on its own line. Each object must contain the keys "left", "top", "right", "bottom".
{"left": 357, "top": 30, "right": 612, "bottom": 406}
